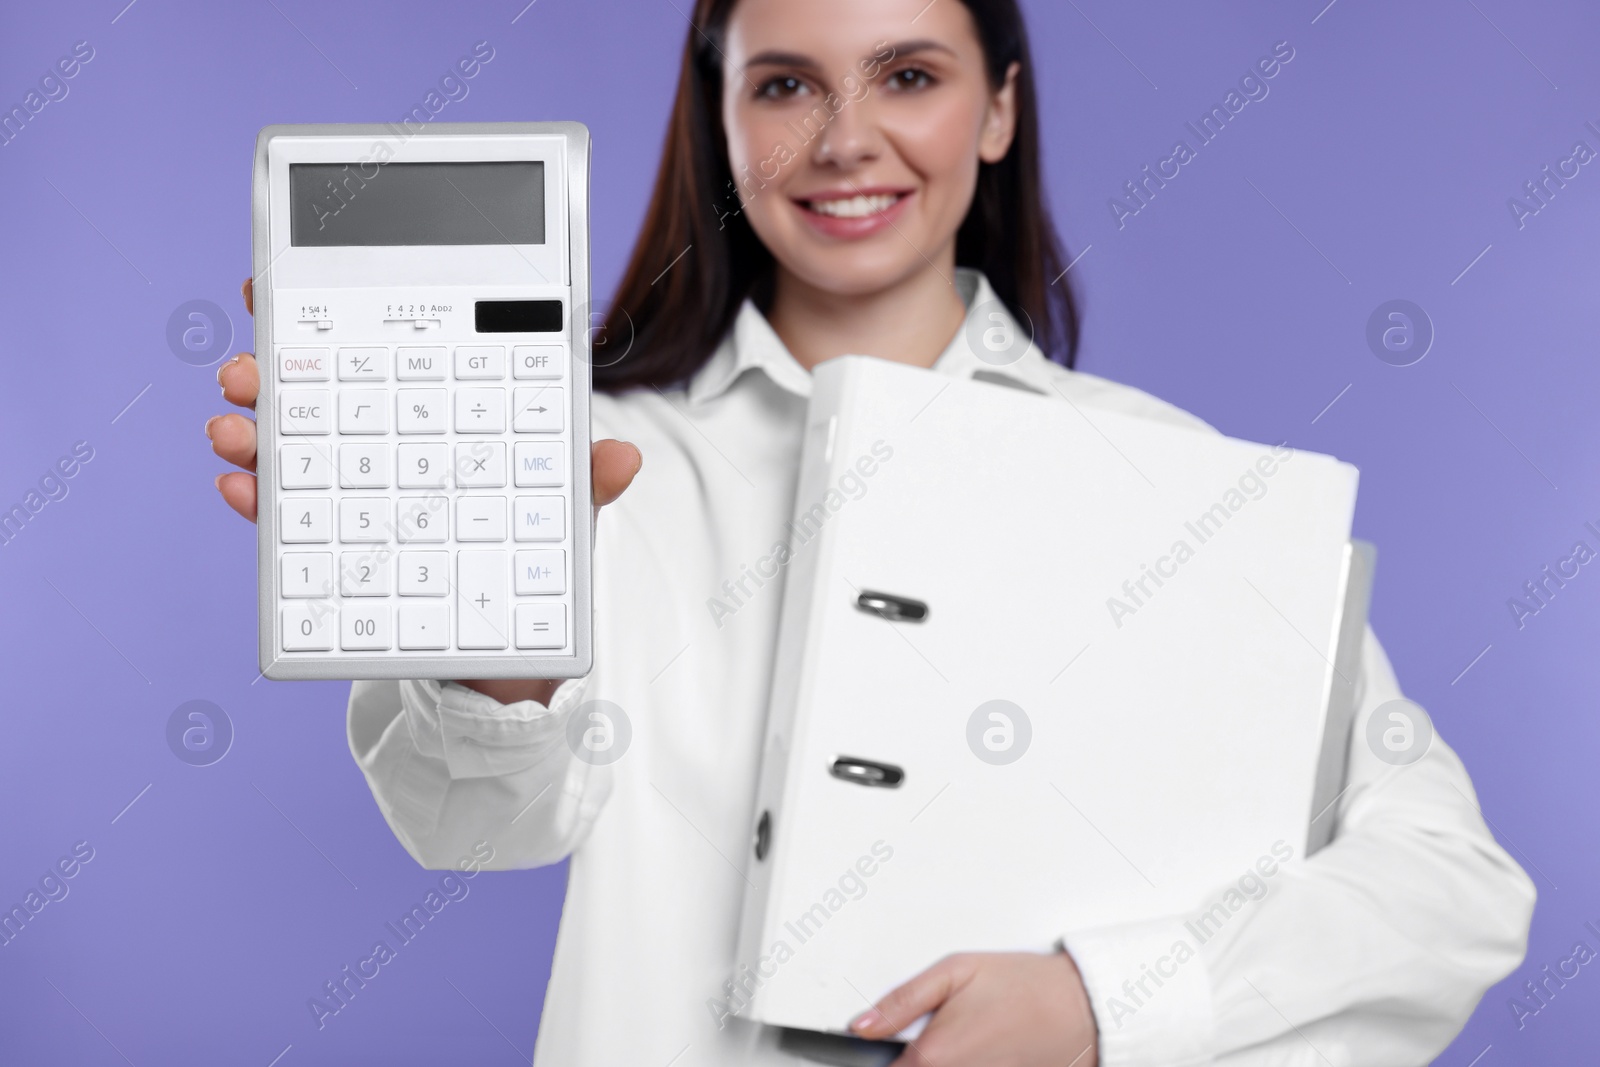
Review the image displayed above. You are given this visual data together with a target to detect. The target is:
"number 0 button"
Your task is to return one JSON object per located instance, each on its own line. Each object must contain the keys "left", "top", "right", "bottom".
{"left": 282, "top": 604, "right": 334, "bottom": 651}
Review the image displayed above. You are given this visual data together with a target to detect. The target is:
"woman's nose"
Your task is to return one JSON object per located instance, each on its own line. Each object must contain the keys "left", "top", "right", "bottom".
{"left": 811, "top": 90, "right": 883, "bottom": 169}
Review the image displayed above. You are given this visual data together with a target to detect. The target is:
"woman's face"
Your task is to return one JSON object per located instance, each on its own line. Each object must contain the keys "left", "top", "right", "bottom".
{"left": 720, "top": 0, "right": 1018, "bottom": 298}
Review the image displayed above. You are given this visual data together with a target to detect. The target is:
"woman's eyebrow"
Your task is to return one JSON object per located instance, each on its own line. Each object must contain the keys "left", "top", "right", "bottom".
{"left": 741, "top": 39, "right": 957, "bottom": 75}
{"left": 743, "top": 50, "right": 823, "bottom": 73}
{"left": 873, "top": 39, "right": 958, "bottom": 62}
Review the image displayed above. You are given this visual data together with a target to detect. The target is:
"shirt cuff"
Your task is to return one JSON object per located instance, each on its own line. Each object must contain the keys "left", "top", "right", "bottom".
{"left": 399, "top": 675, "right": 592, "bottom": 779}
{"left": 1058, "top": 914, "right": 1216, "bottom": 1067}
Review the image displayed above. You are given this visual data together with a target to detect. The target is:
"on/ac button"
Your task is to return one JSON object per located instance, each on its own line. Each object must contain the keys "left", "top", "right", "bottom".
{"left": 279, "top": 348, "right": 330, "bottom": 381}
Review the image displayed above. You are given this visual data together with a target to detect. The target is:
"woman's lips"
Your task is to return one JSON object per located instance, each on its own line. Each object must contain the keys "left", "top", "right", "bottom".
{"left": 792, "top": 190, "right": 913, "bottom": 239}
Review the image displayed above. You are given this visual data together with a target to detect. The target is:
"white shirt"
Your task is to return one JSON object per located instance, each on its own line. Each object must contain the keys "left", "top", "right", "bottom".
{"left": 346, "top": 270, "right": 1534, "bottom": 1067}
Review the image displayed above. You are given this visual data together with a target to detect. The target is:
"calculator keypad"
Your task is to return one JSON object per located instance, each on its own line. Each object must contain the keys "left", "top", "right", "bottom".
{"left": 274, "top": 341, "right": 574, "bottom": 656}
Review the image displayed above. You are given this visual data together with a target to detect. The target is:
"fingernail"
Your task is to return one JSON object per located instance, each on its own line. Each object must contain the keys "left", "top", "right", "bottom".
{"left": 216, "top": 357, "right": 236, "bottom": 386}
{"left": 850, "top": 1009, "right": 882, "bottom": 1033}
{"left": 214, "top": 473, "right": 225, "bottom": 491}
{"left": 204, "top": 416, "right": 220, "bottom": 440}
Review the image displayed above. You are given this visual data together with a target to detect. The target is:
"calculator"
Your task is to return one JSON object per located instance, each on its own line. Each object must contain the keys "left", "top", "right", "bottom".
{"left": 250, "top": 123, "right": 593, "bottom": 680}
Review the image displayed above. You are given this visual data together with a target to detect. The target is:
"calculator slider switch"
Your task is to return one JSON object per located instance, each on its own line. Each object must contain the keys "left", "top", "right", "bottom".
{"left": 385, "top": 317, "right": 442, "bottom": 330}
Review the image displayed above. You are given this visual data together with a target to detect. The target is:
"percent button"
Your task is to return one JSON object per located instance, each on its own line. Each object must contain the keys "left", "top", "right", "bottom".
{"left": 397, "top": 389, "right": 447, "bottom": 434}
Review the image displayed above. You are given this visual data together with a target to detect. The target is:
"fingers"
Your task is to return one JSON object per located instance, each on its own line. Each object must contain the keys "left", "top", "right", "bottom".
{"left": 215, "top": 471, "right": 258, "bottom": 523}
{"left": 593, "top": 439, "right": 642, "bottom": 508}
{"left": 205, "top": 412, "right": 258, "bottom": 472}
{"left": 242, "top": 277, "right": 253, "bottom": 317}
{"left": 217, "top": 352, "right": 260, "bottom": 410}
{"left": 851, "top": 955, "right": 970, "bottom": 1040}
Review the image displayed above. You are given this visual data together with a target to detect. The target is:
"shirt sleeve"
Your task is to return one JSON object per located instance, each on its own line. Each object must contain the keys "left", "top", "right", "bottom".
{"left": 346, "top": 673, "right": 614, "bottom": 871}
{"left": 1059, "top": 623, "right": 1537, "bottom": 1067}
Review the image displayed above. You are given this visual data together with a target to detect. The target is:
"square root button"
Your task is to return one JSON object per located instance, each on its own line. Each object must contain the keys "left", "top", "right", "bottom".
{"left": 516, "top": 603, "right": 566, "bottom": 649}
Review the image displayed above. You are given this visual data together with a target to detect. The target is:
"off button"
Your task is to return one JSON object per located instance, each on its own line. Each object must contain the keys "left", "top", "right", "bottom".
{"left": 513, "top": 345, "right": 564, "bottom": 379}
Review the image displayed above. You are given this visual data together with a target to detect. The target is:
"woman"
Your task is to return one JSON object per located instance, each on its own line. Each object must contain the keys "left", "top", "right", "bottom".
{"left": 207, "top": 0, "right": 1534, "bottom": 1064}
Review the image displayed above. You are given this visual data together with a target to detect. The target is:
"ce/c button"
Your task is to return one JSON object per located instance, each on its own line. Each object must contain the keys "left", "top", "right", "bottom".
{"left": 279, "top": 389, "right": 331, "bottom": 435}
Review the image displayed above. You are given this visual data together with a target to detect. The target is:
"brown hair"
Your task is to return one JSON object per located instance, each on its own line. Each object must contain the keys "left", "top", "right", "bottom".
{"left": 592, "top": 0, "right": 1078, "bottom": 392}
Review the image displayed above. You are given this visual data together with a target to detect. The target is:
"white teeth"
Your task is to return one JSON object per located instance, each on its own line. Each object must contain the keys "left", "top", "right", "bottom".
{"left": 808, "top": 194, "right": 899, "bottom": 218}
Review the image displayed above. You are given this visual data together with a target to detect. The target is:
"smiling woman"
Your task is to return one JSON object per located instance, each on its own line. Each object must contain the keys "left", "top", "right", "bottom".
{"left": 206, "top": 0, "right": 1535, "bottom": 1064}
{"left": 594, "top": 0, "right": 1076, "bottom": 389}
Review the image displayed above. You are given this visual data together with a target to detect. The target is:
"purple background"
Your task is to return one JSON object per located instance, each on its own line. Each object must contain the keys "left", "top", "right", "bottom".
{"left": 2, "top": 0, "right": 1596, "bottom": 1063}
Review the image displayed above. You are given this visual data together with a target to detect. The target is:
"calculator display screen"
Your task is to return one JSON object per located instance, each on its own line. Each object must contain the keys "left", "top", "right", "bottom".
{"left": 289, "top": 161, "right": 545, "bottom": 247}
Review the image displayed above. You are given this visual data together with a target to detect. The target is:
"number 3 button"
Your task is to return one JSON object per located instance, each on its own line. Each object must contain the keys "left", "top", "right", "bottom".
{"left": 398, "top": 551, "right": 450, "bottom": 596}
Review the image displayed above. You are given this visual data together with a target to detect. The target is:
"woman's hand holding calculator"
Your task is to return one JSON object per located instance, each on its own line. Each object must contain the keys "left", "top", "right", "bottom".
{"left": 208, "top": 279, "right": 642, "bottom": 705}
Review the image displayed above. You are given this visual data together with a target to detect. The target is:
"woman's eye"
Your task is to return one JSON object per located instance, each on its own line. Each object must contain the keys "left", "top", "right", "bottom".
{"left": 884, "top": 67, "right": 934, "bottom": 91}
{"left": 757, "top": 76, "right": 808, "bottom": 100}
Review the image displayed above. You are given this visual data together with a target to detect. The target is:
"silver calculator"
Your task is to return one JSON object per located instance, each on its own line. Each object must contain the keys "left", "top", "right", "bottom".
{"left": 251, "top": 123, "right": 593, "bottom": 680}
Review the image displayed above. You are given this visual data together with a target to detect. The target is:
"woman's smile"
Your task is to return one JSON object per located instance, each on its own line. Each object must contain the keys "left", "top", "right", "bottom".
{"left": 791, "top": 187, "right": 915, "bottom": 239}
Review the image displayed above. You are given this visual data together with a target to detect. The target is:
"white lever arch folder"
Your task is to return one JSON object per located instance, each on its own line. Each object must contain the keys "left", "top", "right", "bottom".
{"left": 736, "top": 356, "right": 1364, "bottom": 1043}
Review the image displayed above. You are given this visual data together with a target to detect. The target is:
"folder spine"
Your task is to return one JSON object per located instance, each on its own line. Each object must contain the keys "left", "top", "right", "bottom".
{"left": 735, "top": 358, "right": 863, "bottom": 1015}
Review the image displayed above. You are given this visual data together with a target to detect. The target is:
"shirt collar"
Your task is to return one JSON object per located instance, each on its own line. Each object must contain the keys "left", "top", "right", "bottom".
{"left": 685, "top": 268, "right": 1056, "bottom": 406}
